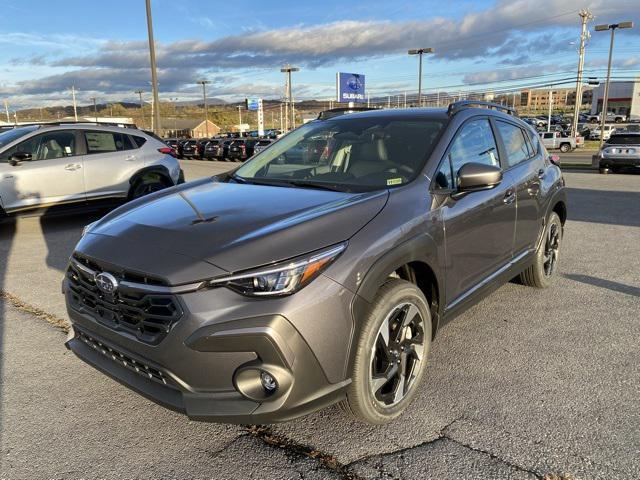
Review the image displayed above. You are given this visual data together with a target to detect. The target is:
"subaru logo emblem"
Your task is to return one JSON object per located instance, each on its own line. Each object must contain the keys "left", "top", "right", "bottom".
{"left": 95, "top": 272, "right": 119, "bottom": 294}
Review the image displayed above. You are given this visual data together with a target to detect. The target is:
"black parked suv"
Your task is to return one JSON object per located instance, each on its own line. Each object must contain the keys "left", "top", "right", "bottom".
{"left": 202, "top": 139, "right": 224, "bottom": 160}
{"left": 64, "top": 102, "right": 567, "bottom": 425}
{"left": 227, "top": 139, "right": 257, "bottom": 161}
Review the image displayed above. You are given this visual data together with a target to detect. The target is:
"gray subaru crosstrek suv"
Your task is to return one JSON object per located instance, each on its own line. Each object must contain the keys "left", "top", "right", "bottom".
{"left": 64, "top": 102, "right": 567, "bottom": 425}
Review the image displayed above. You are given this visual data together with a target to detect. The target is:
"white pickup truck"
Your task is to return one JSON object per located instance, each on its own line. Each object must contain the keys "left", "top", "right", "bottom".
{"left": 538, "top": 131, "right": 583, "bottom": 152}
{"left": 587, "top": 112, "right": 627, "bottom": 124}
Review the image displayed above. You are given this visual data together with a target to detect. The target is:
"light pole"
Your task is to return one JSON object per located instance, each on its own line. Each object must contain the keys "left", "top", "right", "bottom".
{"left": 197, "top": 80, "right": 211, "bottom": 137}
{"left": 280, "top": 65, "right": 299, "bottom": 131}
{"left": 595, "top": 21, "right": 633, "bottom": 149}
{"left": 91, "top": 97, "right": 98, "bottom": 122}
{"left": 408, "top": 48, "right": 434, "bottom": 107}
{"left": 71, "top": 85, "right": 78, "bottom": 121}
{"left": 145, "top": 0, "right": 161, "bottom": 135}
{"left": 237, "top": 105, "right": 243, "bottom": 133}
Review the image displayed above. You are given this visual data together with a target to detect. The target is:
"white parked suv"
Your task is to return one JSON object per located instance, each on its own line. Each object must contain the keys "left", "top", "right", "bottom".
{"left": 0, "top": 123, "right": 183, "bottom": 216}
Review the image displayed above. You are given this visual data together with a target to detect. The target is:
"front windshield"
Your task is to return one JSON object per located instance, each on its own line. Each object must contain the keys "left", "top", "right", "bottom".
{"left": 0, "top": 126, "right": 38, "bottom": 148}
{"left": 234, "top": 116, "right": 446, "bottom": 192}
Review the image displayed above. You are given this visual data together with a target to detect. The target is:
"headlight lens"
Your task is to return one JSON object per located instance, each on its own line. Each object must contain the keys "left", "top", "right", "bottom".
{"left": 208, "top": 242, "right": 347, "bottom": 297}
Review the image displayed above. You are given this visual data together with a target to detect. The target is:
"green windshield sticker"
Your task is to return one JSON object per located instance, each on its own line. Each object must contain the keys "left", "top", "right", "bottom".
{"left": 387, "top": 178, "right": 403, "bottom": 186}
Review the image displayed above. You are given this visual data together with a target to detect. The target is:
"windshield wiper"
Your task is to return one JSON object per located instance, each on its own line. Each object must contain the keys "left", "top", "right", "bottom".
{"left": 282, "top": 179, "right": 348, "bottom": 192}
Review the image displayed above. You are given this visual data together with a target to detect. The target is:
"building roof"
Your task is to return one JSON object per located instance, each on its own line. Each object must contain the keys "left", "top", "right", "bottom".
{"left": 162, "top": 118, "right": 219, "bottom": 130}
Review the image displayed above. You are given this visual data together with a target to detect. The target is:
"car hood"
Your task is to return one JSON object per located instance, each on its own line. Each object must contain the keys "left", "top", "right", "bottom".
{"left": 81, "top": 178, "right": 388, "bottom": 279}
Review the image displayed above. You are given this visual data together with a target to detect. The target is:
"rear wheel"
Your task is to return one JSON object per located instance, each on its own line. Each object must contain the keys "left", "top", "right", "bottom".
{"left": 340, "top": 279, "right": 431, "bottom": 424}
{"left": 129, "top": 172, "right": 170, "bottom": 200}
{"left": 519, "top": 212, "right": 562, "bottom": 288}
{"left": 559, "top": 143, "right": 571, "bottom": 153}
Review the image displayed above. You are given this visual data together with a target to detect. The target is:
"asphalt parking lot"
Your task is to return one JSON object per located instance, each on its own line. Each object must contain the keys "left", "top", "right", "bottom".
{"left": 1, "top": 160, "right": 638, "bottom": 479}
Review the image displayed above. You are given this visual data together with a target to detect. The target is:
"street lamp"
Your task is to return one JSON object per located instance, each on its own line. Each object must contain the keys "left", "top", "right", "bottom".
{"left": 594, "top": 21, "right": 634, "bottom": 149}
{"left": 280, "top": 65, "right": 299, "bottom": 131}
{"left": 197, "top": 80, "right": 211, "bottom": 137}
{"left": 408, "top": 48, "right": 434, "bottom": 107}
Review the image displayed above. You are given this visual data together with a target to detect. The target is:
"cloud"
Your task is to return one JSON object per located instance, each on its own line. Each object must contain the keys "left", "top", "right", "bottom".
{"left": 3, "top": 0, "right": 638, "bottom": 105}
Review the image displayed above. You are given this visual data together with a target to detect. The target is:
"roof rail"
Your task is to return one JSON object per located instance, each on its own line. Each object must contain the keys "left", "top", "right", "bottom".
{"left": 20, "top": 121, "right": 139, "bottom": 129}
{"left": 318, "top": 107, "right": 379, "bottom": 120}
{"left": 447, "top": 100, "right": 517, "bottom": 117}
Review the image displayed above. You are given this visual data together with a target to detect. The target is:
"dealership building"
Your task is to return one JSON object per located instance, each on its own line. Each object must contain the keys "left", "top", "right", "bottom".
{"left": 590, "top": 79, "right": 640, "bottom": 120}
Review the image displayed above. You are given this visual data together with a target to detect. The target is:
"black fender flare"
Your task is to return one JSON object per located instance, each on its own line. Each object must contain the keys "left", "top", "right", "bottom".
{"left": 355, "top": 232, "right": 443, "bottom": 334}
{"left": 128, "top": 165, "right": 173, "bottom": 186}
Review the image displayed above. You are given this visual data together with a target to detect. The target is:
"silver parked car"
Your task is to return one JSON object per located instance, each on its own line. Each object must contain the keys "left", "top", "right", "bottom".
{"left": 598, "top": 132, "right": 640, "bottom": 173}
{"left": 0, "top": 124, "right": 183, "bottom": 216}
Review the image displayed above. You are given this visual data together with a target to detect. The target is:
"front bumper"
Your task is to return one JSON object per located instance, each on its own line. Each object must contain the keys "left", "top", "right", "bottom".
{"left": 63, "top": 273, "right": 355, "bottom": 424}
{"left": 600, "top": 155, "right": 640, "bottom": 168}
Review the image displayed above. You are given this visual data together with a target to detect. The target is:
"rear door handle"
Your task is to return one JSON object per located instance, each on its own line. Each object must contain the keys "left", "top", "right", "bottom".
{"left": 503, "top": 189, "right": 516, "bottom": 205}
{"left": 125, "top": 155, "right": 136, "bottom": 161}
{"left": 65, "top": 163, "right": 82, "bottom": 171}
{"left": 537, "top": 169, "right": 545, "bottom": 180}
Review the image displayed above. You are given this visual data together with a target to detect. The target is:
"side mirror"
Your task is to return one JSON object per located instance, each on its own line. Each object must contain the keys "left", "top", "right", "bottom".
{"left": 9, "top": 151, "right": 32, "bottom": 166}
{"left": 456, "top": 162, "right": 502, "bottom": 193}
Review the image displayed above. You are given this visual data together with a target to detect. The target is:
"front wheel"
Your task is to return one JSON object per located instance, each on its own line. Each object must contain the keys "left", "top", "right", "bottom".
{"left": 559, "top": 143, "right": 571, "bottom": 153}
{"left": 519, "top": 212, "right": 563, "bottom": 288}
{"left": 340, "top": 279, "right": 431, "bottom": 424}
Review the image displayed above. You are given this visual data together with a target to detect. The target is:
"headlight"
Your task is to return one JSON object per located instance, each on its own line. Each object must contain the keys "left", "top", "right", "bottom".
{"left": 208, "top": 242, "right": 347, "bottom": 297}
{"left": 81, "top": 221, "right": 98, "bottom": 237}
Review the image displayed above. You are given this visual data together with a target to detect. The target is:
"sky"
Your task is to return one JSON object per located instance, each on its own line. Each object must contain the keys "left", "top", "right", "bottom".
{"left": 0, "top": 0, "right": 638, "bottom": 108}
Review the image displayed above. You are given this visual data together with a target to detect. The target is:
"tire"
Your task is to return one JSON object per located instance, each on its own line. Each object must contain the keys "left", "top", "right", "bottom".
{"left": 519, "top": 212, "right": 563, "bottom": 288}
{"left": 599, "top": 166, "right": 610, "bottom": 174}
{"left": 339, "top": 279, "right": 432, "bottom": 424}
{"left": 615, "top": 117, "right": 622, "bottom": 123}
{"left": 129, "top": 172, "right": 171, "bottom": 200}
{"left": 559, "top": 143, "right": 571, "bottom": 153}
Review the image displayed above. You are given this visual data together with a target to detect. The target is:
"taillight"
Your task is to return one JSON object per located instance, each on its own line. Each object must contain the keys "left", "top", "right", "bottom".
{"left": 241, "top": 144, "right": 246, "bottom": 153}
{"left": 158, "top": 147, "right": 177, "bottom": 158}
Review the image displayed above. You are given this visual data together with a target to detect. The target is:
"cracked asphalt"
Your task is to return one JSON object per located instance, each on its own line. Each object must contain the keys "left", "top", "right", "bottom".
{"left": 1, "top": 160, "right": 638, "bottom": 479}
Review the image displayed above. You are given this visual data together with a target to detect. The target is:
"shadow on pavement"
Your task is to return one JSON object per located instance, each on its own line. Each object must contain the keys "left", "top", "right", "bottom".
{"left": 567, "top": 187, "right": 640, "bottom": 227}
{"left": 564, "top": 273, "right": 640, "bottom": 298}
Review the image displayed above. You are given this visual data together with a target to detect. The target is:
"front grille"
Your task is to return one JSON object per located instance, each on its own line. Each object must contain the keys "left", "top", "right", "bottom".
{"left": 67, "top": 255, "right": 183, "bottom": 345}
{"left": 77, "top": 329, "right": 177, "bottom": 388}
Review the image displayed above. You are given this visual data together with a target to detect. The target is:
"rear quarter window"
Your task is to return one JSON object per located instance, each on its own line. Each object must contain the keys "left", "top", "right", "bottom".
{"left": 132, "top": 136, "right": 147, "bottom": 148}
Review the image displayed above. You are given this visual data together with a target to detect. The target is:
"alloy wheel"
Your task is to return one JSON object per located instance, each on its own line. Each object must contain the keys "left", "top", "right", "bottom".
{"left": 543, "top": 223, "right": 560, "bottom": 277}
{"left": 369, "top": 302, "right": 425, "bottom": 407}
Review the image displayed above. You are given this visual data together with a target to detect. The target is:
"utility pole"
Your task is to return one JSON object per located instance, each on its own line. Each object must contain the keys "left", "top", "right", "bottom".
{"left": 3, "top": 100, "right": 10, "bottom": 123}
{"left": 237, "top": 105, "right": 243, "bottom": 133}
{"left": 279, "top": 102, "right": 283, "bottom": 131}
{"left": 91, "top": 97, "right": 98, "bottom": 122}
{"left": 135, "top": 90, "right": 145, "bottom": 129}
{"left": 145, "top": 0, "right": 161, "bottom": 135}
{"left": 280, "top": 65, "right": 299, "bottom": 132}
{"left": 387, "top": 96, "right": 391, "bottom": 108}
{"left": 71, "top": 85, "right": 78, "bottom": 121}
{"left": 197, "top": 80, "right": 211, "bottom": 137}
{"left": 403, "top": 91, "right": 407, "bottom": 108}
{"left": 571, "top": 9, "right": 594, "bottom": 138}
{"left": 408, "top": 48, "right": 434, "bottom": 107}
{"left": 547, "top": 89, "right": 553, "bottom": 133}
{"left": 595, "top": 20, "right": 634, "bottom": 149}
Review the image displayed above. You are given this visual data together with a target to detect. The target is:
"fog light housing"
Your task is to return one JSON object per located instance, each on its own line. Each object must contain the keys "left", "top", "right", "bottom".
{"left": 234, "top": 364, "right": 292, "bottom": 402}
{"left": 260, "top": 371, "right": 278, "bottom": 393}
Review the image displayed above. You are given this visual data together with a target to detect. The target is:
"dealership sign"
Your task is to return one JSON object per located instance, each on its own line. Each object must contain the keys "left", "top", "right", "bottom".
{"left": 245, "top": 98, "right": 260, "bottom": 111}
{"left": 336, "top": 72, "right": 366, "bottom": 103}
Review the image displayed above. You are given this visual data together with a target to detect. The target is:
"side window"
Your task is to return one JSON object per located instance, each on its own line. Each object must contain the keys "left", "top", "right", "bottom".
{"left": 496, "top": 121, "right": 530, "bottom": 168}
{"left": 434, "top": 118, "right": 500, "bottom": 190}
{"left": 132, "top": 136, "right": 147, "bottom": 148}
{"left": 85, "top": 131, "right": 118, "bottom": 154}
{"left": 526, "top": 129, "right": 540, "bottom": 156}
{"left": 3, "top": 131, "right": 76, "bottom": 161}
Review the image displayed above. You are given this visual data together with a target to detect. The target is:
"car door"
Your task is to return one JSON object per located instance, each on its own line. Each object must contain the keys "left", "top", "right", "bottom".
{"left": 81, "top": 130, "right": 141, "bottom": 200}
{"left": 494, "top": 120, "right": 546, "bottom": 256}
{"left": 432, "top": 117, "right": 517, "bottom": 306}
{"left": 0, "top": 129, "right": 84, "bottom": 213}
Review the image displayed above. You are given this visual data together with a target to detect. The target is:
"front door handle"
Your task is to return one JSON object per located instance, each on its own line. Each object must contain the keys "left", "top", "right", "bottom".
{"left": 125, "top": 155, "right": 136, "bottom": 161}
{"left": 503, "top": 189, "right": 516, "bottom": 205}
{"left": 537, "top": 169, "right": 545, "bottom": 180}
{"left": 64, "top": 163, "right": 82, "bottom": 171}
